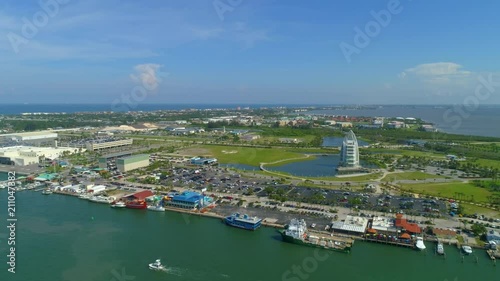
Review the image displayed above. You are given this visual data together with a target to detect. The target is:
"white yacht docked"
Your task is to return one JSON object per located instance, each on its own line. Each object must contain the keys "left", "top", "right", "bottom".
{"left": 415, "top": 237, "right": 426, "bottom": 250}
{"left": 462, "top": 245, "right": 473, "bottom": 255}
{"left": 111, "top": 201, "right": 126, "bottom": 208}
{"left": 147, "top": 205, "right": 165, "bottom": 212}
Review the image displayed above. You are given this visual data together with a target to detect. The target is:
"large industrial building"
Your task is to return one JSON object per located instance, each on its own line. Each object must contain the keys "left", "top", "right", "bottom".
{"left": 339, "top": 130, "right": 360, "bottom": 168}
{"left": 85, "top": 138, "right": 133, "bottom": 151}
{"left": 0, "top": 131, "right": 58, "bottom": 143}
{"left": 0, "top": 146, "right": 82, "bottom": 166}
{"left": 116, "top": 154, "right": 150, "bottom": 172}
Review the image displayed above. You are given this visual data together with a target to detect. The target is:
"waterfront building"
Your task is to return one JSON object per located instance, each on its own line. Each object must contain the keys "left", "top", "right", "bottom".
{"left": 339, "top": 130, "right": 360, "bottom": 168}
{"left": 486, "top": 230, "right": 500, "bottom": 245}
{"left": 330, "top": 215, "right": 368, "bottom": 235}
{"left": 165, "top": 191, "right": 212, "bottom": 210}
{"left": 394, "top": 214, "right": 421, "bottom": 234}
{"left": 370, "top": 216, "right": 398, "bottom": 236}
{"left": 116, "top": 154, "right": 150, "bottom": 172}
{"left": 124, "top": 190, "right": 155, "bottom": 201}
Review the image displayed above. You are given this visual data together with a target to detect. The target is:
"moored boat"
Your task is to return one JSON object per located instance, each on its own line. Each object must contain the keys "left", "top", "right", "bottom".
{"left": 111, "top": 201, "right": 126, "bottom": 208}
{"left": 436, "top": 242, "right": 444, "bottom": 255}
{"left": 42, "top": 189, "right": 53, "bottom": 195}
{"left": 415, "top": 237, "right": 426, "bottom": 250}
{"left": 278, "top": 218, "right": 353, "bottom": 253}
{"left": 89, "top": 196, "right": 113, "bottom": 204}
{"left": 224, "top": 213, "right": 262, "bottom": 230}
{"left": 147, "top": 205, "right": 165, "bottom": 212}
{"left": 126, "top": 200, "right": 148, "bottom": 209}
{"left": 462, "top": 245, "right": 473, "bottom": 255}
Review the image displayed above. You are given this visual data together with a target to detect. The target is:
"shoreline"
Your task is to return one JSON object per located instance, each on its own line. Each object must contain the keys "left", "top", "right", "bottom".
{"left": 50, "top": 191, "right": 496, "bottom": 258}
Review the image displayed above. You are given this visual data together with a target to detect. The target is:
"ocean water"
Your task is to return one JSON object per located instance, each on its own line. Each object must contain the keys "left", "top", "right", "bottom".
{"left": 309, "top": 105, "right": 500, "bottom": 138}
{"left": 0, "top": 189, "right": 497, "bottom": 281}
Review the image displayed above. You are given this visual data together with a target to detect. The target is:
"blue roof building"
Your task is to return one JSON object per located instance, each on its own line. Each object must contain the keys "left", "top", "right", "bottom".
{"left": 165, "top": 191, "right": 213, "bottom": 209}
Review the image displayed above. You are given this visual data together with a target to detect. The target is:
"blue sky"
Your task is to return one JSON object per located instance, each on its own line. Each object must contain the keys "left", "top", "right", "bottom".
{"left": 1, "top": 0, "right": 499, "bottom": 105}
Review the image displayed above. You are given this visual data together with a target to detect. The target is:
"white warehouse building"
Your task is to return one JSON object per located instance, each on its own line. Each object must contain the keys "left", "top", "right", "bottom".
{"left": 1, "top": 131, "right": 58, "bottom": 142}
{"left": 0, "top": 146, "right": 84, "bottom": 166}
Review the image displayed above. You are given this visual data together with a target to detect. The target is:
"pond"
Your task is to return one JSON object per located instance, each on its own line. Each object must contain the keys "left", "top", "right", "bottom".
{"left": 222, "top": 155, "right": 376, "bottom": 177}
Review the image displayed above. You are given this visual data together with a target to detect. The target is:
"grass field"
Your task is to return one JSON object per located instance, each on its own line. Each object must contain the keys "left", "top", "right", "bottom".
{"left": 398, "top": 150, "right": 446, "bottom": 158}
{"left": 203, "top": 145, "right": 305, "bottom": 166}
{"left": 460, "top": 203, "right": 499, "bottom": 217}
{"left": 382, "top": 171, "right": 446, "bottom": 182}
{"left": 474, "top": 159, "right": 500, "bottom": 169}
{"left": 401, "top": 182, "right": 494, "bottom": 203}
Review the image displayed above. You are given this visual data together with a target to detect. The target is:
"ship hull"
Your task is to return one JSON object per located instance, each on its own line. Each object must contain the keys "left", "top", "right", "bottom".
{"left": 224, "top": 219, "right": 261, "bottom": 230}
{"left": 278, "top": 230, "right": 351, "bottom": 254}
{"left": 126, "top": 202, "right": 147, "bottom": 209}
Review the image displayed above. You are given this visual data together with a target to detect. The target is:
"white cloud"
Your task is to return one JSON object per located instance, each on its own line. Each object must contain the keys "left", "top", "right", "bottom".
{"left": 130, "top": 64, "right": 164, "bottom": 91}
{"left": 399, "top": 62, "right": 472, "bottom": 84}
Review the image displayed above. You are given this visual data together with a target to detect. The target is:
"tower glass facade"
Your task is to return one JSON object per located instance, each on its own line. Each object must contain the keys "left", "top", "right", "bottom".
{"left": 340, "top": 130, "right": 360, "bottom": 167}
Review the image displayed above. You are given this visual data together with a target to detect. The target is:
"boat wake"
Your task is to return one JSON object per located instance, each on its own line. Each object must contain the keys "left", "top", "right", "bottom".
{"left": 162, "top": 267, "right": 230, "bottom": 280}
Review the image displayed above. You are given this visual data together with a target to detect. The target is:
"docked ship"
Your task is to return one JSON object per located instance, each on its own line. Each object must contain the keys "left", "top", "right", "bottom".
{"left": 436, "top": 241, "right": 444, "bottom": 255}
{"left": 224, "top": 213, "right": 262, "bottom": 230}
{"left": 89, "top": 196, "right": 114, "bottom": 204}
{"left": 126, "top": 200, "right": 148, "bottom": 209}
{"left": 278, "top": 219, "right": 353, "bottom": 253}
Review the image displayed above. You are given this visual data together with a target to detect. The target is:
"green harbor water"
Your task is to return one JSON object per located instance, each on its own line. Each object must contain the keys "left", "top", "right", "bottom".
{"left": 0, "top": 176, "right": 498, "bottom": 281}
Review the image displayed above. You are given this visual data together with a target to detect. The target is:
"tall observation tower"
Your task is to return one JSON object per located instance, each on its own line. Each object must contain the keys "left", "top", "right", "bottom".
{"left": 339, "top": 130, "right": 360, "bottom": 168}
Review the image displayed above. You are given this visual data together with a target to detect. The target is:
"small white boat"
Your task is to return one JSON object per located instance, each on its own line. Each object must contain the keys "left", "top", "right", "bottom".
{"left": 42, "top": 189, "right": 53, "bottom": 195}
{"left": 79, "top": 194, "right": 91, "bottom": 199}
{"left": 148, "top": 259, "right": 166, "bottom": 271}
{"left": 89, "top": 196, "right": 113, "bottom": 204}
{"left": 147, "top": 205, "right": 165, "bottom": 212}
{"left": 436, "top": 242, "right": 444, "bottom": 255}
{"left": 462, "top": 245, "right": 473, "bottom": 255}
{"left": 415, "top": 237, "right": 426, "bottom": 250}
{"left": 111, "top": 202, "right": 126, "bottom": 208}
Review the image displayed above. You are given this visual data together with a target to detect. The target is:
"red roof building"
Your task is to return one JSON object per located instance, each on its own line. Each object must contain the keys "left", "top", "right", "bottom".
{"left": 395, "top": 214, "right": 422, "bottom": 234}
{"left": 126, "top": 190, "right": 154, "bottom": 200}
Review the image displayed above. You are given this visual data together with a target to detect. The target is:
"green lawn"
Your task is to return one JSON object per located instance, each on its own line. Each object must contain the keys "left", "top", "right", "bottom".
{"left": 401, "top": 182, "right": 494, "bottom": 203}
{"left": 460, "top": 203, "right": 499, "bottom": 217}
{"left": 474, "top": 159, "right": 500, "bottom": 169}
{"left": 204, "top": 145, "right": 305, "bottom": 166}
{"left": 399, "top": 150, "right": 446, "bottom": 158}
{"left": 382, "top": 171, "right": 446, "bottom": 182}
